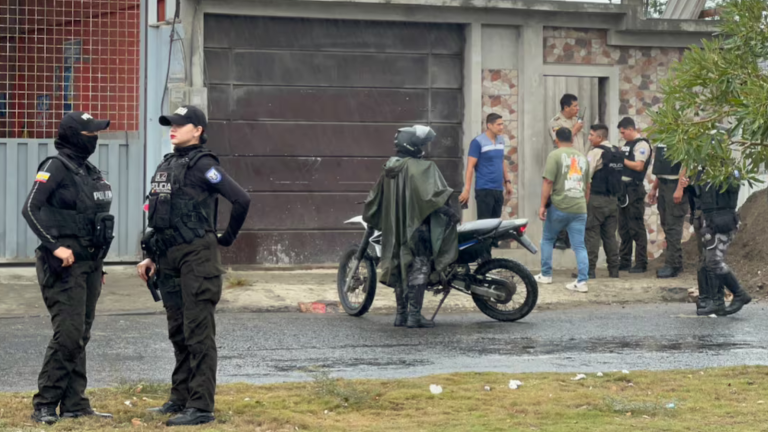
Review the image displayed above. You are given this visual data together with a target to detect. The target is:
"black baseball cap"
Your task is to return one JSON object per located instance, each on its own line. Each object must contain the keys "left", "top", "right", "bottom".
{"left": 159, "top": 105, "right": 208, "bottom": 129}
{"left": 60, "top": 111, "right": 110, "bottom": 133}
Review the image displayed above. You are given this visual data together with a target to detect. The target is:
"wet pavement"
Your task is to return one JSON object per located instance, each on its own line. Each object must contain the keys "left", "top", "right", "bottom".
{"left": 1, "top": 303, "right": 767, "bottom": 392}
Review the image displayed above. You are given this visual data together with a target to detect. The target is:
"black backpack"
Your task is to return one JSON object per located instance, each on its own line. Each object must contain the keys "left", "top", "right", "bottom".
{"left": 598, "top": 145, "right": 624, "bottom": 196}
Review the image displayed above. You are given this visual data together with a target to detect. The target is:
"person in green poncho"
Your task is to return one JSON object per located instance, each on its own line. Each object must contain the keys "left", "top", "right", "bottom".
{"left": 363, "top": 125, "right": 460, "bottom": 328}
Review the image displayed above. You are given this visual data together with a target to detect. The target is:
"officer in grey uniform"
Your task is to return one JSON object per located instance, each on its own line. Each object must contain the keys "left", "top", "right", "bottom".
{"left": 137, "top": 106, "right": 251, "bottom": 427}
{"left": 617, "top": 117, "right": 652, "bottom": 273}
{"left": 648, "top": 144, "right": 688, "bottom": 278}
{"left": 692, "top": 172, "right": 751, "bottom": 316}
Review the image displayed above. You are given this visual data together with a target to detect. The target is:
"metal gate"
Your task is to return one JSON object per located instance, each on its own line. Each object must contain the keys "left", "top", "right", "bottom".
{"left": 1, "top": 0, "right": 144, "bottom": 261}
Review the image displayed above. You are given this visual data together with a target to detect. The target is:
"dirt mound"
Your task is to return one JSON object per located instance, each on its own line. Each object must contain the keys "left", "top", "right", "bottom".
{"left": 728, "top": 188, "right": 768, "bottom": 294}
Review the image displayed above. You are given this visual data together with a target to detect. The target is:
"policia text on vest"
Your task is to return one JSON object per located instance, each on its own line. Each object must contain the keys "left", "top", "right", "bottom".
{"left": 137, "top": 105, "right": 251, "bottom": 427}
{"left": 22, "top": 111, "right": 115, "bottom": 424}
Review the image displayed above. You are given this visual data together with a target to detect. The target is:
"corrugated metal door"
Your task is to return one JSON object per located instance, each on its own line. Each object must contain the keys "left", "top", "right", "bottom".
{"left": 203, "top": 16, "right": 465, "bottom": 265}
{"left": 0, "top": 137, "right": 144, "bottom": 261}
{"left": 543, "top": 76, "right": 601, "bottom": 156}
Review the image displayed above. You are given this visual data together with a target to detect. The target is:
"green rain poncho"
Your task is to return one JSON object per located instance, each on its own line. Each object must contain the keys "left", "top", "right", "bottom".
{"left": 362, "top": 157, "right": 459, "bottom": 287}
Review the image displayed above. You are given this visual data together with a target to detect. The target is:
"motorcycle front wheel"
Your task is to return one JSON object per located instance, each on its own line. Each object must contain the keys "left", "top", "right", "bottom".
{"left": 337, "top": 245, "right": 377, "bottom": 317}
{"left": 472, "top": 258, "right": 538, "bottom": 322}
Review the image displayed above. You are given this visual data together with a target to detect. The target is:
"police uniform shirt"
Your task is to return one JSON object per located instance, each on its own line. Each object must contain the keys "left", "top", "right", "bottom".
{"left": 549, "top": 114, "right": 585, "bottom": 154}
{"left": 621, "top": 139, "right": 651, "bottom": 182}
{"left": 586, "top": 140, "right": 613, "bottom": 181}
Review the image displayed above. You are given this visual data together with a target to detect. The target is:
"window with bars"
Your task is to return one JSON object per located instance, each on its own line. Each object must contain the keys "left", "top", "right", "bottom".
{"left": 1, "top": 0, "right": 141, "bottom": 139}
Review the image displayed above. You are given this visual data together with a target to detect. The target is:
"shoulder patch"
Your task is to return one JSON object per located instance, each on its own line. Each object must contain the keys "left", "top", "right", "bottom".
{"left": 205, "top": 167, "right": 222, "bottom": 184}
{"left": 639, "top": 148, "right": 647, "bottom": 155}
{"left": 35, "top": 171, "right": 50, "bottom": 183}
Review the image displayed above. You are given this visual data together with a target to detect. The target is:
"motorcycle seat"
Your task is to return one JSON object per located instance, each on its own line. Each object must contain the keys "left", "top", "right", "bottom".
{"left": 458, "top": 219, "right": 502, "bottom": 237}
{"left": 499, "top": 218, "right": 528, "bottom": 231}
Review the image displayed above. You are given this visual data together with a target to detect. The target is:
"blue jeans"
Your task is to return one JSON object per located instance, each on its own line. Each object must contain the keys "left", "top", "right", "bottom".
{"left": 541, "top": 206, "right": 589, "bottom": 282}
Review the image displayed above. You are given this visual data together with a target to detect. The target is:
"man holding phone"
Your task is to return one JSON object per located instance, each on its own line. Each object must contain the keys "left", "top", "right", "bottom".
{"left": 548, "top": 94, "right": 585, "bottom": 249}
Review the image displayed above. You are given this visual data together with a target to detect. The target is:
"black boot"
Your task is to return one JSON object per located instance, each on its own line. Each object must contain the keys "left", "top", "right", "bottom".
{"left": 656, "top": 266, "right": 682, "bottom": 279}
{"left": 571, "top": 270, "right": 596, "bottom": 279}
{"left": 629, "top": 265, "right": 647, "bottom": 274}
{"left": 167, "top": 408, "right": 215, "bottom": 427}
{"left": 394, "top": 287, "right": 408, "bottom": 327}
{"left": 696, "top": 268, "right": 724, "bottom": 316}
{"left": 619, "top": 263, "right": 631, "bottom": 272}
{"left": 60, "top": 408, "right": 113, "bottom": 419}
{"left": 720, "top": 271, "right": 752, "bottom": 316}
{"left": 609, "top": 270, "right": 619, "bottom": 278}
{"left": 406, "top": 284, "right": 435, "bottom": 328}
{"left": 31, "top": 406, "right": 59, "bottom": 425}
{"left": 148, "top": 401, "right": 185, "bottom": 415}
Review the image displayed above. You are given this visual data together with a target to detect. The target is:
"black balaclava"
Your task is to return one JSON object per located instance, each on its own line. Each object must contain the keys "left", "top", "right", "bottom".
{"left": 56, "top": 123, "right": 98, "bottom": 163}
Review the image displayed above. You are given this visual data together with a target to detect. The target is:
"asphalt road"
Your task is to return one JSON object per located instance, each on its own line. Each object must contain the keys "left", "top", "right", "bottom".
{"left": 1, "top": 303, "right": 767, "bottom": 392}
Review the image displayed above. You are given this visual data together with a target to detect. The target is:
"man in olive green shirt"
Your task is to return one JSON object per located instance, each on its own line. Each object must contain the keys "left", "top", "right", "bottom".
{"left": 535, "top": 127, "right": 591, "bottom": 293}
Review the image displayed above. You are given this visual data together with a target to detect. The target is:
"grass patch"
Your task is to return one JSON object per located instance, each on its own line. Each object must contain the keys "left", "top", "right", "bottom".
{"left": 226, "top": 276, "right": 250, "bottom": 289}
{"left": 1, "top": 367, "right": 768, "bottom": 431}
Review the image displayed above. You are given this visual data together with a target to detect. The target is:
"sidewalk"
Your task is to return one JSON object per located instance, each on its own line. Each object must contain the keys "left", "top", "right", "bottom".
{"left": 0, "top": 265, "right": 698, "bottom": 319}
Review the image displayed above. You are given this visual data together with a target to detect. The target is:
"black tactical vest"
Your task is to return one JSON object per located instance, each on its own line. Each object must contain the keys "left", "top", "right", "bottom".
{"left": 38, "top": 155, "right": 114, "bottom": 246}
{"left": 147, "top": 147, "right": 219, "bottom": 244}
{"left": 621, "top": 138, "right": 652, "bottom": 183}
{"left": 697, "top": 181, "right": 740, "bottom": 214}
{"left": 651, "top": 144, "right": 682, "bottom": 176}
{"left": 590, "top": 145, "right": 623, "bottom": 196}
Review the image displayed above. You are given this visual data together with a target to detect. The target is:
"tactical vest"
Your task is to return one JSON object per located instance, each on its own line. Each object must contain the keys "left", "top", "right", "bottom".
{"left": 147, "top": 147, "right": 219, "bottom": 246}
{"left": 591, "top": 145, "right": 623, "bottom": 196}
{"left": 621, "top": 138, "right": 652, "bottom": 183}
{"left": 38, "top": 155, "right": 114, "bottom": 247}
{"left": 651, "top": 144, "right": 682, "bottom": 177}
{"left": 697, "top": 182, "right": 740, "bottom": 214}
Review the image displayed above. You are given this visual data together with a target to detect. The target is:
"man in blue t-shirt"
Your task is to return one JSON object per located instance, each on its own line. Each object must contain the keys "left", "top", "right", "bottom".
{"left": 459, "top": 113, "right": 514, "bottom": 220}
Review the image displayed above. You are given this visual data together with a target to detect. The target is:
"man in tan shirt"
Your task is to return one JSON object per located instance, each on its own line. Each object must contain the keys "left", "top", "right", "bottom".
{"left": 549, "top": 93, "right": 585, "bottom": 154}
{"left": 548, "top": 94, "right": 584, "bottom": 249}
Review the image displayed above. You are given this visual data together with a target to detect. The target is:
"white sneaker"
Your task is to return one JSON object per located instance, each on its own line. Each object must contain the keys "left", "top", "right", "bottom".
{"left": 566, "top": 280, "right": 588, "bottom": 293}
{"left": 534, "top": 274, "right": 553, "bottom": 284}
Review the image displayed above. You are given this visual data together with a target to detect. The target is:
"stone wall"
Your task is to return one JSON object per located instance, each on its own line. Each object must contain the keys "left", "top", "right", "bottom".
{"left": 543, "top": 27, "right": 693, "bottom": 260}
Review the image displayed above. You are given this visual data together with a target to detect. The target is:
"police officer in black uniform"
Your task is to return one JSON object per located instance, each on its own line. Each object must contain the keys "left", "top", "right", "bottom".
{"left": 648, "top": 143, "right": 688, "bottom": 278}
{"left": 137, "top": 106, "right": 250, "bottom": 427}
{"left": 22, "top": 112, "right": 115, "bottom": 424}
{"left": 691, "top": 171, "right": 751, "bottom": 316}
{"left": 617, "top": 117, "right": 652, "bottom": 273}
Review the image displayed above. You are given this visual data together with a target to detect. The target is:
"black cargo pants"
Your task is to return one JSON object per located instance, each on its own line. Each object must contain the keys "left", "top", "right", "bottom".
{"left": 657, "top": 178, "right": 689, "bottom": 269}
{"left": 585, "top": 194, "right": 620, "bottom": 273}
{"left": 618, "top": 181, "right": 648, "bottom": 268}
{"left": 33, "top": 239, "right": 103, "bottom": 413}
{"left": 156, "top": 233, "right": 225, "bottom": 413}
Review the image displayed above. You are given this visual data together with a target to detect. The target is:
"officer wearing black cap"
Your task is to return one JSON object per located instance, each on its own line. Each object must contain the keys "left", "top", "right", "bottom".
{"left": 22, "top": 111, "right": 115, "bottom": 424}
{"left": 137, "top": 105, "right": 250, "bottom": 427}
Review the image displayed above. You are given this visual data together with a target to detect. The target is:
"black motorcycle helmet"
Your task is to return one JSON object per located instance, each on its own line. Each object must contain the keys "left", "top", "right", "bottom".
{"left": 394, "top": 125, "right": 436, "bottom": 158}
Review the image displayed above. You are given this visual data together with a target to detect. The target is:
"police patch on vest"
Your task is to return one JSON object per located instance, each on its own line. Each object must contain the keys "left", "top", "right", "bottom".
{"left": 151, "top": 181, "right": 172, "bottom": 194}
{"left": 206, "top": 167, "right": 222, "bottom": 184}
{"left": 155, "top": 172, "right": 168, "bottom": 182}
{"left": 93, "top": 191, "right": 113, "bottom": 201}
{"left": 35, "top": 171, "right": 50, "bottom": 183}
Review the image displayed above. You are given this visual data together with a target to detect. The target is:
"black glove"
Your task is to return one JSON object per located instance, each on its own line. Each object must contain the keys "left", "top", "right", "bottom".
{"left": 217, "top": 232, "right": 235, "bottom": 247}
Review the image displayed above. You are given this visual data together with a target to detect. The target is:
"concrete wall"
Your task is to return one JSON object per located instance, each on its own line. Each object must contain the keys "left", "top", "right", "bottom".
{"left": 161, "top": 0, "right": 715, "bottom": 267}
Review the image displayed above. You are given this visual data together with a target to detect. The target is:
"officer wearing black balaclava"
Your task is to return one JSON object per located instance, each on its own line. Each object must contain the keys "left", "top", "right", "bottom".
{"left": 691, "top": 169, "right": 751, "bottom": 316}
{"left": 137, "top": 105, "right": 250, "bottom": 427}
{"left": 363, "top": 125, "right": 460, "bottom": 328}
{"left": 22, "top": 111, "right": 115, "bottom": 425}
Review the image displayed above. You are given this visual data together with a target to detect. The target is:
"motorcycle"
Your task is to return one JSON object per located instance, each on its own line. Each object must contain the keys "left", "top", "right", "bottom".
{"left": 337, "top": 216, "right": 539, "bottom": 322}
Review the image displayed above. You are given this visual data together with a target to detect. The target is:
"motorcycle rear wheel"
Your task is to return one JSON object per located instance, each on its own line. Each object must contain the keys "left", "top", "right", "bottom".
{"left": 337, "top": 244, "right": 377, "bottom": 317}
{"left": 472, "top": 258, "right": 538, "bottom": 322}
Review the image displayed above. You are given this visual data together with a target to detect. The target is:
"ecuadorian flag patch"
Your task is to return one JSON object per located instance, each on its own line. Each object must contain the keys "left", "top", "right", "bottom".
{"left": 35, "top": 172, "right": 51, "bottom": 183}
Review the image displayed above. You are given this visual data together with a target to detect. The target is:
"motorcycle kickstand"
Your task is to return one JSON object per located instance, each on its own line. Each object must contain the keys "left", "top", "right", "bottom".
{"left": 430, "top": 288, "right": 452, "bottom": 322}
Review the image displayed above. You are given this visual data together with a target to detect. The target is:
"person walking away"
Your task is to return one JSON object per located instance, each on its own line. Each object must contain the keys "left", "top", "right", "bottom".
{"left": 617, "top": 117, "right": 652, "bottom": 274}
{"left": 137, "top": 106, "right": 251, "bottom": 427}
{"left": 364, "top": 125, "right": 460, "bottom": 328}
{"left": 647, "top": 143, "right": 688, "bottom": 278}
{"left": 691, "top": 171, "right": 751, "bottom": 316}
{"left": 458, "top": 113, "right": 514, "bottom": 220}
{"left": 22, "top": 112, "right": 115, "bottom": 424}
{"left": 549, "top": 94, "right": 585, "bottom": 250}
{"left": 535, "top": 127, "right": 591, "bottom": 292}
{"left": 583, "top": 124, "right": 621, "bottom": 279}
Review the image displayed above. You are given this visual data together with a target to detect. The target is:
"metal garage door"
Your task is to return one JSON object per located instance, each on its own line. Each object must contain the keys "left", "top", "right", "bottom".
{"left": 203, "top": 16, "right": 465, "bottom": 265}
